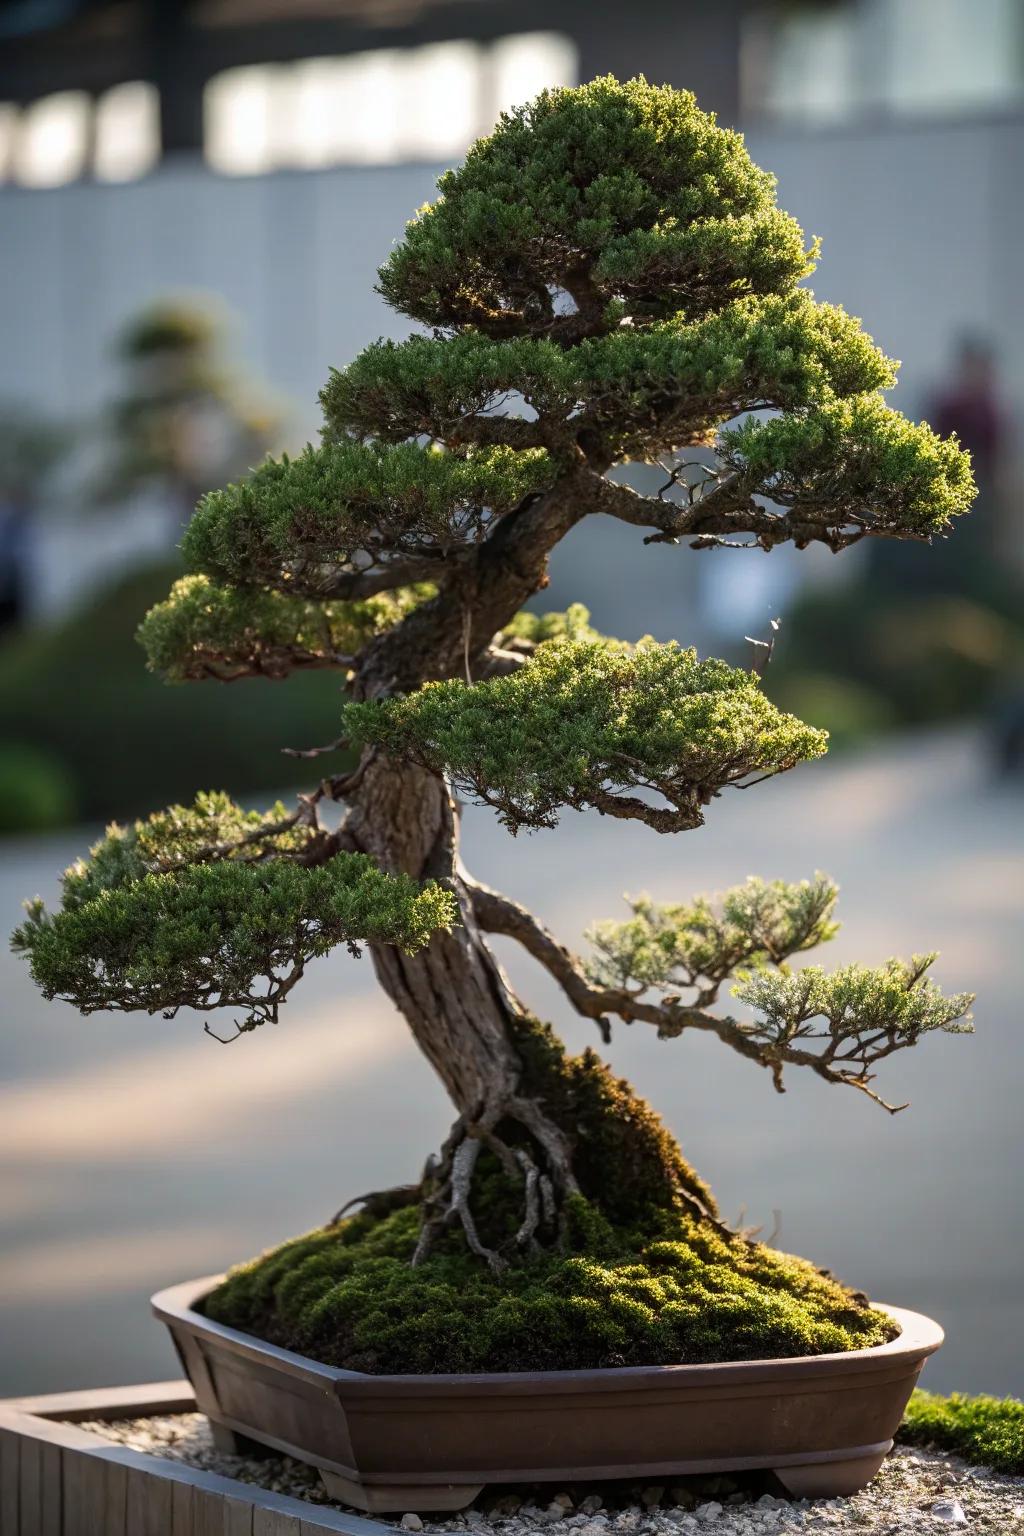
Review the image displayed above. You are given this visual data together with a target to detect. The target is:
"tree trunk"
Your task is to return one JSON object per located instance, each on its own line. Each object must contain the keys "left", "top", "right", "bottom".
{"left": 345, "top": 753, "right": 524, "bottom": 1121}
{"left": 340, "top": 479, "right": 719, "bottom": 1264}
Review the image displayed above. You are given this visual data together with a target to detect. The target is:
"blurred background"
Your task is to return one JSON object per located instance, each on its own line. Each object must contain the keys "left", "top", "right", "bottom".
{"left": 1, "top": 0, "right": 1022, "bottom": 1400}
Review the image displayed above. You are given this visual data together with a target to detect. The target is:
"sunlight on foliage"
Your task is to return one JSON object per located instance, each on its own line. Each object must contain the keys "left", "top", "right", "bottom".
{"left": 344, "top": 638, "right": 828, "bottom": 833}
{"left": 586, "top": 875, "right": 839, "bottom": 999}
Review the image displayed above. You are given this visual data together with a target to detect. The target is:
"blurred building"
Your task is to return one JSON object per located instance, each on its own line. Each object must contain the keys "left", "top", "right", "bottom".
{"left": 1, "top": 0, "right": 1022, "bottom": 631}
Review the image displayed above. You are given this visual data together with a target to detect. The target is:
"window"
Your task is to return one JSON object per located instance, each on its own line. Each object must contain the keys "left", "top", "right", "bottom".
{"left": 94, "top": 81, "right": 161, "bottom": 182}
{"left": 0, "top": 81, "right": 159, "bottom": 187}
{"left": 203, "top": 31, "right": 579, "bottom": 177}
{"left": 0, "top": 30, "right": 578, "bottom": 188}
{"left": 742, "top": 0, "right": 1024, "bottom": 125}
{"left": 12, "top": 91, "right": 90, "bottom": 188}
{"left": 881, "top": 0, "right": 1023, "bottom": 116}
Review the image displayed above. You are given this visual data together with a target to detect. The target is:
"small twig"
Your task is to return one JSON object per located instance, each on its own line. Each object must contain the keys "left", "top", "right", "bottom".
{"left": 282, "top": 735, "right": 347, "bottom": 761}
{"left": 745, "top": 617, "right": 781, "bottom": 677}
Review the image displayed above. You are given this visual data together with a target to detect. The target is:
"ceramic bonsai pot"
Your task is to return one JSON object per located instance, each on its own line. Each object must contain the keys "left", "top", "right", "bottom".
{"left": 153, "top": 1276, "right": 942, "bottom": 1514}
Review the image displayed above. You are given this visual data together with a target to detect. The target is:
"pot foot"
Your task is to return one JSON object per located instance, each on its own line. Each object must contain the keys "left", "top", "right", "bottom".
{"left": 320, "top": 1470, "right": 485, "bottom": 1514}
{"left": 772, "top": 1450, "right": 888, "bottom": 1499}
{"left": 209, "top": 1421, "right": 277, "bottom": 1458}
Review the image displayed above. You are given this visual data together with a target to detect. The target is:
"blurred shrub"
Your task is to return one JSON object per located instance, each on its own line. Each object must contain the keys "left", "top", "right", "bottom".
{"left": 0, "top": 561, "right": 350, "bottom": 831}
{"left": 768, "top": 576, "right": 1024, "bottom": 747}
{"left": 0, "top": 743, "right": 77, "bottom": 833}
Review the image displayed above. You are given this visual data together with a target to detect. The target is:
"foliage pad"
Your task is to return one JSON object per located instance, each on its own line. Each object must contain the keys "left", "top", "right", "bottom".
{"left": 377, "top": 75, "right": 816, "bottom": 331}
{"left": 344, "top": 639, "right": 828, "bottom": 832}
{"left": 184, "top": 441, "right": 553, "bottom": 595}
{"left": 139, "top": 574, "right": 429, "bottom": 682}
{"left": 13, "top": 793, "right": 455, "bottom": 1029}
{"left": 733, "top": 955, "right": 974, "bottom": 1049}
{"left": 718, "top": 395, "right": 976, "bottom": 539}
{"left": 586, "top": 875, "right": 840, "bottom": 998}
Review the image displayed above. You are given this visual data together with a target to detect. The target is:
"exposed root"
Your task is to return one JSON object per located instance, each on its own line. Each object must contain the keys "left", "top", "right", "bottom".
{"left": 410, "top": 1097, "right": 577, "bottom": 1273}
{"left": 328, "top": 1182, "right": 422, "bottom": 1227}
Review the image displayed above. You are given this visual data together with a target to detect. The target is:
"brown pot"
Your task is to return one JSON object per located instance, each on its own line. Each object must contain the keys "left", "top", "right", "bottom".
{"left": 153, "top": 1276, "right": 942, "bottom": 1514}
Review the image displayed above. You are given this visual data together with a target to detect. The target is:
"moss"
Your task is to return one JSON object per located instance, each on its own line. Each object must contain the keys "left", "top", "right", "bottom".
{"left": 205, "top": 1018, "right": 896, "bottom": 1374}
{"left": 204, "top": 1198, "right": 897, "bottom": 1375}
{"left": 899, "top": 1390, "right": 1024, "bottom": 1474}
{"left": 506, "top": 1015, "right": 718, "bottom": 1225}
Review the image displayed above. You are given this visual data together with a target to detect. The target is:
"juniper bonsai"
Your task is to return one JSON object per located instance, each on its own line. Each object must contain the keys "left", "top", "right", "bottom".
{"left": 14, "top": 78, "right": 977, "bottom": 1373}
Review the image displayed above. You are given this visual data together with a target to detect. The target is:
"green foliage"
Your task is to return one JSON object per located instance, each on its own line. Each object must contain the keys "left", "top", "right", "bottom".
{"left": 0, "top": 744, "right": 77, "bottom": 833}
{"left": 203, "top": 1199, "right": 897, "bottom": 1375}
{"left": 324, "top": 291, "right": 895, "bottom": 459}
{"left": 718, "top": 395, "right": 975, "bottom": 537}
{"left": 900, "top": 1390, "right": 1024, "bottom": 1475}
{"left": 138, "top": 574, "right": 430, "bottom": 682}
{"left": 116, "top": 300, "right": 222, "bottom": 359}
{"left": 13, "top": 794, "right": 456, "bottom": 1028}
{"left": 344, "top": 638, "right": 828, "bottom": 832}
{"left": 0, "top": 562, "right": 354, "bottom": 828}
{"left": 499, "top": 602, "right": 600, "bottom": 646}
{"left": 586, "top": 875, "right": 839, "bottom": 998}
{"left": 184, "top": 440, "right": 553, "bottom": 593}
{"left": 56, "top": 790, "right": 309, "bottom": 907}
{"left": 378, "top": 75, "right": 815, "bottom": 331}
{"left": 733, "top": 955, "right": 974, "bottom": 1047}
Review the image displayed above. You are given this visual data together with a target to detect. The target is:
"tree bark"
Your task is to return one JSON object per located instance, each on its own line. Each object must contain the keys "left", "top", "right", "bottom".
{"left": 340, "top": 475, "right": 714, "bottom": 1261}
{"left": 344, "top": 754, "right": 525, "bottom": 1121}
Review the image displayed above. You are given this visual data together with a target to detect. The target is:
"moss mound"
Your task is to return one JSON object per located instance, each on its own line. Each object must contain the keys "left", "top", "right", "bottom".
{"left": 204, "top": 1199, "right": 897, "bottom": 1375}
{"left": 899, "top": 1390, "right": 1024, "bottom": 1475}
{"left": 505, "top": 1015, "right": 719, "bottom": 1227}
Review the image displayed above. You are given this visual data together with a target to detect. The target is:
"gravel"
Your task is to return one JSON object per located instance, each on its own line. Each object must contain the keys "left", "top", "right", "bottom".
{"left": 73, "top": 1414, "right": 1024, "bottom": 1533}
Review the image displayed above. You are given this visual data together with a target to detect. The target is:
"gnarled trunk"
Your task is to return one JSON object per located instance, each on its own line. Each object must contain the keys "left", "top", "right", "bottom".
{"left": 339, "top": 479, "right": 718, "bottom": 1266}
{"left": 345, "top": 753, "right": 524, "bottom": 1121}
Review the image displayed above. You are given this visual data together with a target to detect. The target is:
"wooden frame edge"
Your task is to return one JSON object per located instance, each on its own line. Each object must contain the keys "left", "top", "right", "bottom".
{"left": 0, "top": 1384, "right": 392, "bottom": 1535}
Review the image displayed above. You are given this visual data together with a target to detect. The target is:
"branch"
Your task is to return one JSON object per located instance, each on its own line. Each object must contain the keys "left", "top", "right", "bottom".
{"left": 317, "top": 555, "right": 452, "bottom": 600}
{"left": 477, "top": 643, "right": 535, "bottom": 678}
{"left": 584, "top": 471, "right": 932, "bottom": 553}
{"left": 447, "top": 416, "right": 550, "bottom": 451}
{"left": 191, "top": 647, "right": 355, "bottom": 684}
{"left": 469, "top": 880, "right": 710, "bottom": 1046}
{"left": 467, "top": 883, "right": 964, "bottom": 1113}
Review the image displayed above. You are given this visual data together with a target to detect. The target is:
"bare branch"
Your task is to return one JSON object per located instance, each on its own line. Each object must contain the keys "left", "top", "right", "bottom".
{"left": 448, "top": 416, "right": 549, "bottom": 451}
{"left": 585, "top": 470, "right": 932, "bottom": 554}
{"left": 317, "top": 555, "right": 451, "bottom": 600}
{"left": 467, "top": 882, "right": 947, "bottom": 1113}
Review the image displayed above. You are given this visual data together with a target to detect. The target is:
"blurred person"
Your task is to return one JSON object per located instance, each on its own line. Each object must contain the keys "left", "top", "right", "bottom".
{"left": 0, "top": 408, "right": 69, "bottom": 634}
{"left": 767, "top": 334, "right": 1023, "bottom": 747}
{"left": 925, "top": 332, "right": 1018, "bottom": 580}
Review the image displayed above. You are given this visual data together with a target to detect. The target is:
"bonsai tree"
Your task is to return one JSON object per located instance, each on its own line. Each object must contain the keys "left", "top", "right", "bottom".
{"left": 93, "top": 299, "right": 280, "bottom": 533}
{"left": 14, "top": 79, "right": 977, "bottom": 1374}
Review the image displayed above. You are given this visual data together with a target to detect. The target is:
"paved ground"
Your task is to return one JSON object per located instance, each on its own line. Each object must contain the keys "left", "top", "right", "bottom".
{"left": 1, "top": 726, "right": 1022, "bottom": 1397}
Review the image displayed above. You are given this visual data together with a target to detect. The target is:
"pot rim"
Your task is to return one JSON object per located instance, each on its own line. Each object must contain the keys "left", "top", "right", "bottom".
{"left": 153, "top": 1274, "right": 944, "bottom": 1393}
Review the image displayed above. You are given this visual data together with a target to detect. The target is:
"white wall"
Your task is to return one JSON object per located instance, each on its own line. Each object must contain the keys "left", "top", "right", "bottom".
{"left": 2, "top": 116, "right": 1021, "bottom": 635}
{"left": 748, "top": 116, "right": 1024, "bottom": 420}
{"left": 1, "top": 160, "right": 445, "bottom": 442}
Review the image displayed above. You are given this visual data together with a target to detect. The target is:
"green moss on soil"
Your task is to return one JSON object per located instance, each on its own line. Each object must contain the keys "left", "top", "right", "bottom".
{"left": 205, "top": 1016, "right": 896, "bottom": 1373}
{"left": 899, "top": 1390, "right": 1024, "bottom": 1475}
{"left": 204, "top": 1197, "right": 897, "bottom": 1375}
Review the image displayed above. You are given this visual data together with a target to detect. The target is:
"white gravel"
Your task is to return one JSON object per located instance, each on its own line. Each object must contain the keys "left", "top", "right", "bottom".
{"left": 74, "top": 1414, "right": 1024, "bottom": 1533}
